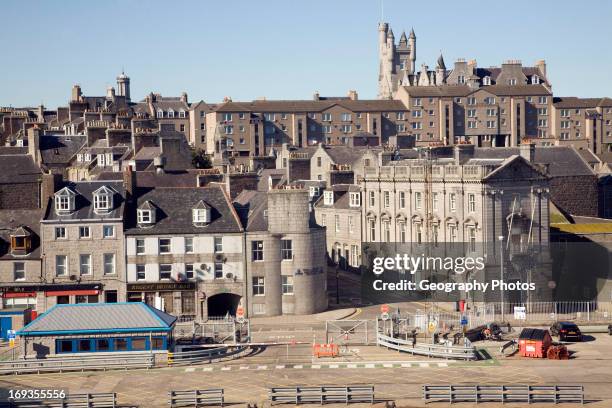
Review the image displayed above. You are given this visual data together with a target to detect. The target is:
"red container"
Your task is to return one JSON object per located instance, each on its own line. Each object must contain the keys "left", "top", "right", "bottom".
{"left": 518, "top": 328, "right": 552, "bottom": 358}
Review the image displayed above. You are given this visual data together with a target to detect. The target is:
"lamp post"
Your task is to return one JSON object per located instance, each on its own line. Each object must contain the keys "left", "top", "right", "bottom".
{"left": 499, "top": 235, "right": 505, "bottom": 322}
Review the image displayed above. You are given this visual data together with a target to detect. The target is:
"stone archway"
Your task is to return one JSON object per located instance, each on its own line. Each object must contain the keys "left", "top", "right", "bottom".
{"left": 206, "top": 293, "right": 242, "bottom": 318}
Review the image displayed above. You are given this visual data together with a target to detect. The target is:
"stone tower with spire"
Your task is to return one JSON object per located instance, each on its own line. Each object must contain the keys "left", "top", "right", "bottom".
{"left": 378, "top": 23, "right": 416, "bottom": 99}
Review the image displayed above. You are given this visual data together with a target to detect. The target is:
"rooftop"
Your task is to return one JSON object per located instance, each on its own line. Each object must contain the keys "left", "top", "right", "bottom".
{"left": 17, "top": 302, "right": 177, "bottom": 336}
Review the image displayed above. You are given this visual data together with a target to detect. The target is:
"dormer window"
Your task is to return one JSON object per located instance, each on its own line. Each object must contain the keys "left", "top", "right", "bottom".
{"left": 323, "top": 191, "right": 334, "bottom": 206}
{"left": 309, "top": 186, "right": 320, "bottom": 198}
{"left": 507, "top": 78, "right": 517, "bottom": 86}
{"left": 349, "top": 192, "right": 361, "bottom": 207}
{"left": 10, "top": 227, "right": 32, "bottom": 255}
{"left": 168, "top": 109, "right": 175, "bottom": 118}
{"left": 532, "top": 75, "right": 540, "bottom": 84}
{"left": 193, "top": 200, "right": 211, "bottom": 226}
{"left": 157, "top": 109, "right": 164, "bottom": 118}
{"left": 137, "top": 201, "right": 156, "bottom": 225}
{"left": 93, "top": 185, "right": 114, "bottom": 213}
{"left": 482, "top": 76, "right": 491, "bottom": 86}
{"left": 54, "top": 187, "right": 76, "bottom": 214}
{"left": 179, "top": 109, "right": 186, "bottom": 118}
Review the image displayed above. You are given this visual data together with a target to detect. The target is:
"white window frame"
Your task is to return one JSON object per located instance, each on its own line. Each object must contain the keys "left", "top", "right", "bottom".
{"left": 79, "top": 254, "right": 92, "bottom": 275}
{"left": 282, "top": 275, "right": 294, "bottom": 295}
{"left": 103, "top": 253, "right": 115, "bottom": 275}
{"left": 137, "top": 209, "right": 152, "bottom": 224}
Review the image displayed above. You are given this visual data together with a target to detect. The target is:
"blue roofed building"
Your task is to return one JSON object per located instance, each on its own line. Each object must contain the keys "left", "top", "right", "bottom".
{"left": 17, "top": 302, "right": 176, "bottom": 358}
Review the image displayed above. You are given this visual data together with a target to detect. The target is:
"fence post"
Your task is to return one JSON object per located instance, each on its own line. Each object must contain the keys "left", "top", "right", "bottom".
{"left": 587, "top": 302, "right": 590, "bottom": 322}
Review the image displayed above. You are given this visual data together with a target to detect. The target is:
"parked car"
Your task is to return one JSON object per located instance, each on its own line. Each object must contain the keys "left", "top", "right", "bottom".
{"left": 550, "top": 322, "right": 582, "bottom": 341}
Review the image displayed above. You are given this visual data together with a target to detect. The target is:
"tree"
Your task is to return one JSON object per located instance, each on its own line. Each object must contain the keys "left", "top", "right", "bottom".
{"left": 192, "top": 149, "right": 212, "bottom": 169}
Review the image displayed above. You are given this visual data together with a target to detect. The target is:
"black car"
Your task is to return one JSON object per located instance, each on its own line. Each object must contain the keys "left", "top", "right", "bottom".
{"left": 550, "top": 322, "right": 582, "bottom": 341}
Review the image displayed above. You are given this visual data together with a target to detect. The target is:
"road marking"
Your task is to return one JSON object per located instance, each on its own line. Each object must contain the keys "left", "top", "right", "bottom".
{"left": 383, "top": 363, "right": 393, "bottom": 368}
{"left": 203, "top": 367, "right": 213, "bottom": 372}
{"left": 401, "top": 363, "right": 412, "bottom": 368}
{"left": 239, "top": 366, "right": 249, "bottom": 370}
{"left": 437, "top": 362, "right": 448, "bottom": 367}
{"left": 293, "top": 365, "right": 303, "bottom": 369}
{"left": 276, "top": 365, "right": 285, "bottom": 369}
{"left": 419, "top": 363, "right": 429, "bottom": 368}
{"left": 257, "top": 365, "right": 267, "bottom": 370}
{"left": 328, "top": 364, "right": 339, "bottom": 369}
{"left": 364, "top": 364, "right": 375, "bottom": 368}
{"left": 347, "top": 364, "right": 358, "bottom": 368}
{"left": 221, "top": 366, "right": 231, "bottom": 371}
{"left": 311, "top": 364, "right": 321, "bottom": 369}
{"left": 185, "top": 367, "right": 195, "bottom": 372}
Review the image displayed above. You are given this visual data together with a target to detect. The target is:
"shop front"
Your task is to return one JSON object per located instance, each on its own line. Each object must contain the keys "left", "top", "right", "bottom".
{"left": 127, "top": 282, "right": 196, "bottom": 320}
{"left": 0, "top": 284, "right": 104, "bottom": 313}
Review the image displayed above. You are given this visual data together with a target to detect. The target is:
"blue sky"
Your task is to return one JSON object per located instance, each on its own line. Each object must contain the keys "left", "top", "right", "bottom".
{"left": 1, "top": 0, "right": 611, "bottom": 108}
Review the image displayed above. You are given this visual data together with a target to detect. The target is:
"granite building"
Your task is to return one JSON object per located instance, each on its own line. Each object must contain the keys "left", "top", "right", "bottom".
{"left": 234, "top": 187, "right": 328, "bottom": 316}
{"left": 40, "top": 180, "right": 127, "bottom": 311}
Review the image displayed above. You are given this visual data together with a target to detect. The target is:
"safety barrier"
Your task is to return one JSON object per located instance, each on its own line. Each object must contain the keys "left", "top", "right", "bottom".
{"left": 167, "top": 345, "right": 249, "bottom": 366}
{"left": 269, "top": 385, "right": 374, "bottom": 405}
{"left": 312, "top": 344, "right": 339, "bottom": 358}
{"left": 0, "top": 353, "right": 154, "bottom": 375}
{"left": 422, "top": 385, "right": 584, "bottom": 404}
{"left": 0, "top": 393, "right": 117, "bottom": 407}
{"left": 168, "top": 389, "right": 224, "bottom": 407}
{"left": 377, "top": 333, "right": 476, "bottom": 360}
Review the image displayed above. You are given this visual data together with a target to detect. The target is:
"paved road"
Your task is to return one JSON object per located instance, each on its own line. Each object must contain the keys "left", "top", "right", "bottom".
{"left": 1, "top": 334, "right": 611, "bottom": 407}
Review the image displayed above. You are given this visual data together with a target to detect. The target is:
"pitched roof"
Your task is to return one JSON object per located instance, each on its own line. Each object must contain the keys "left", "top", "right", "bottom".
{"left": 233, "top": 190, "right": 269, "bottom": 231}
{"left": 39, "top": 134, "right": 86, "bottom": 166}
{"left": 321, "top": 145, "right": 371, "bottom": 165}
{"left": 553, "top": 97, "right": 608, "bottom": 108}
{"left": 472, "top": 146, "right": 595, "bottom": 177}
{"left": 0, "top": 209, "right": 43, "bottom": 260}
{"left": 43, "top": 181, "right": 126, "bottom": 222}
{"left": 18, "top": 303, "right": 176, "bottom": 336}
{"left": 0, "top": 154, "right": 42, "bottom": 184}
{"left": 213, "top": 99, "right": 406, "bottom": 113}
{"left": 125, "top": 184, "right": 242, "bottom": 235}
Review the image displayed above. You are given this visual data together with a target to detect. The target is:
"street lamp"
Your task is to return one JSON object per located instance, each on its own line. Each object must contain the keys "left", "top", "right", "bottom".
{"left": 498, "top": 235, "right": 505, "bottom": 322}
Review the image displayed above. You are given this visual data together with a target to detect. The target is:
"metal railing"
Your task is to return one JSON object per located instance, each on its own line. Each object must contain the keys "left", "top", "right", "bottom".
{"left": 410, "top": 302, "right": 612, "bottom": 332}
{"left": 0, "top": 353, "right": 154, "bottom": 375}
{"left": 377, "top": 333, "right": 476, "bottom": 360}
{"left": 167, "top": 345, "right": 249, "bottom": 366}
{"left": 423, "top": 385, "right": 584, "bottom": 404}
{"left": 168, "top": 389, "right": 224, "bottom": 407}
{"left": 0, "top": 393, "right": 117, "bottom": 408}
{"left": 269, "top": 385, "right": 374, "bottom": 405}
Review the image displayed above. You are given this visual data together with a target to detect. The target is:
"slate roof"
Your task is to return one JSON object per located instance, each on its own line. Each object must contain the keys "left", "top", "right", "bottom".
{"left": 322, "top": 146, "right": 372, "bottom": 165}
{"left": 0, "top": 209, "right": 43, "bottom": 260}
{"left": 400, "top": 84, "right": 550, "bottom": 97}
{"left": 233, "top": 190, "right": 269, "bottom": 232}
{"left": 471, "top": 146, "right": 595, "bottom": 177}
{"left": 17, "top": 303, "right": 176, "bottom": 336}
{"left": 39, "top": 134, "right": 86, "bottom": 166}
{"left": 257, "top": 169, "right": 287, "bottom": 192}
{"left": 314, "top": 184, "right": 360, "bottom": 211}
{"left": 213, "top": 99, "right": 406, "bottom": 113}
{"left": 124, "top": 184, "right": 242, "bottom": 235}
{"left": 0, "top": 154, "right": 42, "bottom": 184}
{"left": 552, "top": 97, "right": 612, "bottom": 109}
{"left": 43, "top": 181, "right": 126, "bottom": 222}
